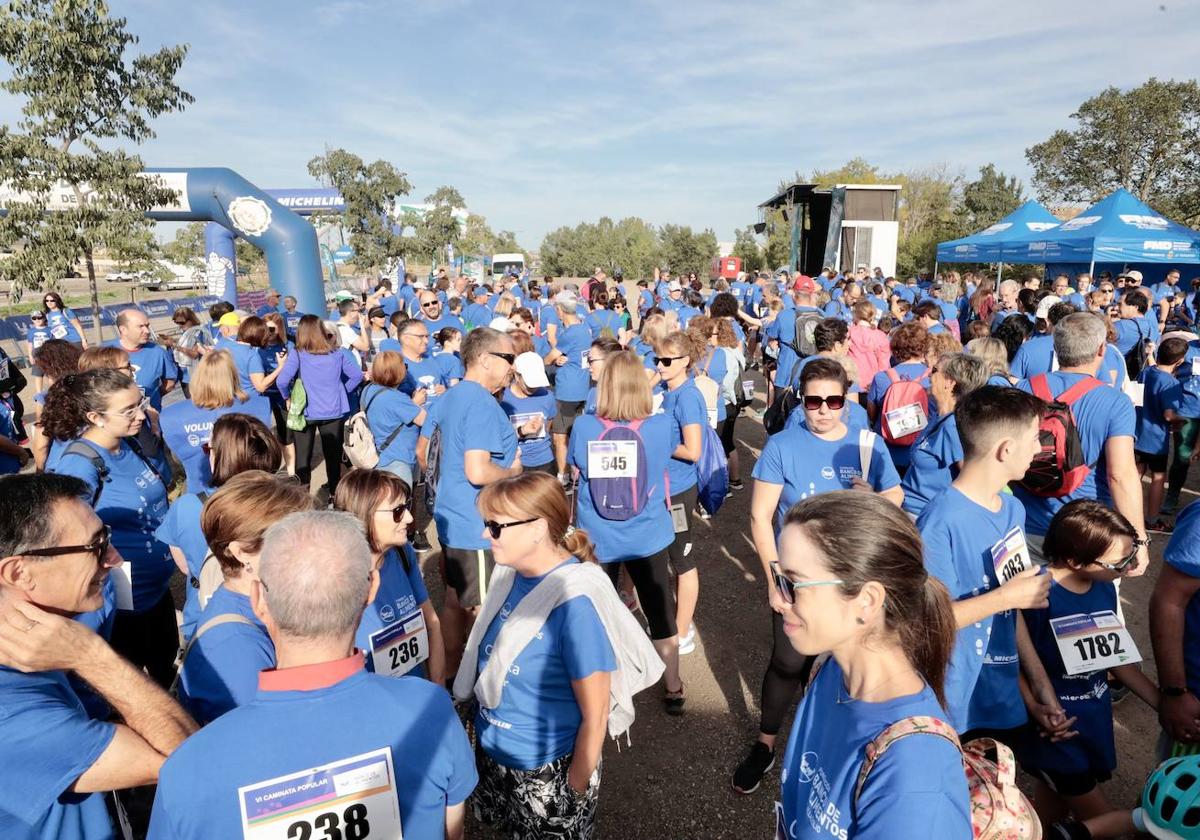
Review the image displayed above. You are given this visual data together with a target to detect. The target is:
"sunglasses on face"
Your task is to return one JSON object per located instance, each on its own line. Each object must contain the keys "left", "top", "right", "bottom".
{"left": 654, "top": 355, "right": 685, "bottom": 367}
{"left": 377, "top": 501, "right": 409, "bottom": 523}
{"left": 31, "top": 316, "right": 46, "bottom": 323}
{"left": 489, "top": 351, "right": 516, "bottom": 365}
{"left": 23, "top": 525, "right": 112, "bottom": 563}
{"left": 770, "top": 561, "right": 845, "bottom": 605}
{"left": 1097, "top": 546, "right": 1139, "bottom": 573}
{"left": 421, "top": 301, "right": 439, "bottom": 308}
{"left": 802, "top": 394, "right": 846, "bottom": 411}
{"left": 484, "top": 517, "right": 537, "bottom": 539}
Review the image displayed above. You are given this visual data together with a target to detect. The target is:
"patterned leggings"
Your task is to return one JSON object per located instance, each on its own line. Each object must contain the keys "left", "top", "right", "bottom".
{"left": 472, "top": 748, "right": 601, "bottom": 839}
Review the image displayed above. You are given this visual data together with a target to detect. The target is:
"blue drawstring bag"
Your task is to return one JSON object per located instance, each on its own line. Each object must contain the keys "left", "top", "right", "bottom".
{"left": 696, "top": 425, "right": 729, "bottom": 516}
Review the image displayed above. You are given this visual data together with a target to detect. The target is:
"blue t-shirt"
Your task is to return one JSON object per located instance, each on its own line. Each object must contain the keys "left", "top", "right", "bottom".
{"left": 422, "top": 380, "right": 518, "bottom": 550}
{"left": 361, "top": 383, "right": 422, "bottom": 469}
{"left": 46, "top": 308, "right": 82, "bottom": 343}
{"left": 867, "top": 362, "right": 931, "bottom": 471}
{"left": 463, "top": 302, "right": 494, "bottom": 329}
{"left": 900, "top": 413, "right": 962, "bottom": 518}
{"left": 49, "top": 438, "right": 173, "bottom": 612}
{"left": 1014, "top": 373, "right": 1136, "bottom": 535}
{"left": 0, "top": 668, "right": 115, "bottom": 840}
{"left": 356, "top": 545, "right": 430, "bottom": 678}
{"left": 113, "top": 342, "right": 179, "bottom": 411}
{"left": 569, "top": 413, "right": 676, "bottom": 563}
{"left": 159, "top": 398, "right": 273, "bottom": 494}
{"left": 1019, "top": 577, "right": 1118, "bottom": 776}
{"left": 779, "top": 658, "right": 971, "bottom": 840}
{"left": 767, "top": 305, "right": 823, "bottom": 386}
{"left": 501, "top": 386, "right": 557, "bottom": 467}
{"left": 1113, "top": 318, "right": 1149, "bottom": 355}
{"left": 917, "top": 487, "right": 1027, "bottom": 731}
{"left": 476, "top": 559, "right": 617, "bottom": 769}
{"left": 215, "top": 338, "right": 265, "bottom": 397}
{"left": 661, "top": 379, "right": 708, "bottom": 492}
{"left": 155, "top": 491, "right": 209, "bottom": 641}
{"left": 553, "top": 323, "right": 593, "bottom": 402}
{"left": 1166, "top": 502, "right": 1200, "bottom": 697}
{"left": 753, "top": 424, "right": 899, "bottom": 529}
{"left": 585, "top": 309, "right": 623, "bottom": 340}
{"left": 380, "top": 351, "right": 454, "bottom": 411}
{"left": 149, "top": 664, "right": 477, "bottom": 840}
{"left": 1135, "top": 366, "right": 1182, "bottom": 456}
{"left": 178, "top": 585, "right": 274, "bottom": 725}
{"left": 26, "top": 325, "right": 53, "bottom": 352}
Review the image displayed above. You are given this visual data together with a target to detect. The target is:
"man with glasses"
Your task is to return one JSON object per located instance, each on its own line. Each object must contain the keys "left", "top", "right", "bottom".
{"left": 105, "top": 308, "right": 178, "bottom": 411}
{"left": 418, "top": 328, "right": 520, "bottom": 682}
{"left": 0, "top": 473, "right": 197, "bottom": 838}
{"left": 255, "top": 289, "right": 282, "bottom": 318}
{"left": 148, "top": 510, "right": 476, "bottom": 840}
{"left": 380, "top": 318, "right": 455, "bottom": 409}
{"left": 414, "top": 291, "right": 464, "bottom": 354}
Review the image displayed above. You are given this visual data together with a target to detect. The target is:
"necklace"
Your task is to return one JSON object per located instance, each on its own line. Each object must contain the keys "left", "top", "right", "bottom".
{"left": 835, "top": 671, "right": 906, "bottom": 705}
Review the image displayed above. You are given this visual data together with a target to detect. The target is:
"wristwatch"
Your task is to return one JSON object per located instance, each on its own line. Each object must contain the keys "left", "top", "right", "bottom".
{"left": 1134, "top": 534, "right": 1152, "bottom": 548}
{"left": 1162, "top": 687, "right": 1189, "bottom": 698}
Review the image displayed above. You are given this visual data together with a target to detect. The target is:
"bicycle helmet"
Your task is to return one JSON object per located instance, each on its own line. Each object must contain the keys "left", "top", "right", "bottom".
{"left": 1142, "top": 755, "right": 1200, "bottom": 839}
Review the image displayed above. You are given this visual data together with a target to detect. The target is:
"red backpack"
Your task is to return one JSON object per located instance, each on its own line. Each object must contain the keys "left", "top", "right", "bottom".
{"left": 1017, "top": 374, "right": 1103, "bottom": 498}
{"left": 879, "top": 367, "right": 930, "bottom": 446}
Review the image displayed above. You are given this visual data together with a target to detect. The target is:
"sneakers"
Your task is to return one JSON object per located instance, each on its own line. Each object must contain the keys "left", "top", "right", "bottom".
{"left": 732, "top": 742, "right": 776, "bottom": 794}
{"left": 696, "top": 507, "right": 711, "bottom": 521}
{"left": 729, "top": 479, "right": 745, "bottom": 491}
{"left": 412, "top": 530, "right": 432, "bottom": 553}
{"left": 678, "top": 623, "right": 696, "bottom": 655}
{"left": 557, "top": 471, "right": 574, "bottom": 495}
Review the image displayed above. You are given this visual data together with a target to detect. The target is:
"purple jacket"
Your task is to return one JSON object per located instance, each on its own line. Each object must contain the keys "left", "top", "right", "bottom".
{"left": 275, "top": 349, "right": 363, "bottom": 421}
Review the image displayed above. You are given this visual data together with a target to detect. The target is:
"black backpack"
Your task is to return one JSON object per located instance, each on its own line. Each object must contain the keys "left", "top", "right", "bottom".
{"left": 787, "top": 310, "right": 822, "bottom": 358}
{"left": 1123, "top": 320, "right": 1149, "bottom": 379}
{"left": 422, "top": 425, "right": 443, "bottom": 509}
{"left": 763, "top": 363, "right": 804, "bottom": 436}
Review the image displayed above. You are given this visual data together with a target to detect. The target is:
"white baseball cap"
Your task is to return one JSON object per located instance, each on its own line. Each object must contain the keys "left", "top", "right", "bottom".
{"left": 489, "top": 316, "right": 515, "bottom": 331}
{"left": 1035, "top": 295, "right": 1062, "bottom": 320}
{"left": 512, "top": 351, "right": 550, "bottom": 388}
{"left": 668, "top": 280, "right": 682, "bottom": 292}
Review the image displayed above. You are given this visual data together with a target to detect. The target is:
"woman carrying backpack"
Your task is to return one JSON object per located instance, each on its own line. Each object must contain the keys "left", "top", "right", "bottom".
{"left": 770, "top": 492, "right": 971, "bottom": 838}
{"left": 865, "top": 322, "right": 932, "bottom": 477}
{"left": 359, "top": 350, "right": 427, "bottom": 487}
{"left": 568, "top": 350, "right": 684, "bottom": 713}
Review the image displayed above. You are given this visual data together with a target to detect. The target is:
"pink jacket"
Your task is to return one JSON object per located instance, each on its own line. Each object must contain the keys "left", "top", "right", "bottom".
{"left": 848, "top": 323, "right": 891, "bottom": 390}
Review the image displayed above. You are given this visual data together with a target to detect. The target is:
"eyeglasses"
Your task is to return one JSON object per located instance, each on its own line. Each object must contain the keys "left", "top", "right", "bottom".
{"left": 586, "top": 355, "right": 603, "bottom": 365}
{"left": 771, "top": 562, "right": 844, "bottom": 605}
{"left": 421, "top": 301, "right": 440, "bottom": 309}
{"left": 484, "top": 517, "right": 538, "bottom": 539}
{"left": 489, "top": 351, "right": 516, "bottom": 365}
{"left": 654, "top": 355, "right": 685, "bottom": 367}
{"left": 802, "top": 395, "right": 846, "bottom": 411}
{"left": 403, "top": 331, "right": 430, "bottom": 340}
{"left": 1096, "top": 546, "right": 1139, "bottom": 573}
{"left": 376, "top": 501, "right": 409, "bottom": 523}
{"left": 23, "top": 525, "right": 111, "bottom": 562}
{"left": 30, "top": 316, "right": 46, "bottom": 323}
{"left": 101, "top": 397, "right": 149, "bottom": 420}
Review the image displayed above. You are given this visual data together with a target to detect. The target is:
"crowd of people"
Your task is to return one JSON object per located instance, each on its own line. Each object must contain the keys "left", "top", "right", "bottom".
{"left": 2, "top": 262, "right": 1200, "bottom": 839}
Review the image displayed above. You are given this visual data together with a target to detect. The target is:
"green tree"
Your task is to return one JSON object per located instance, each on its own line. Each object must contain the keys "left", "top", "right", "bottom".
{"left": 732, "top": 226, "right": 764, "bottom": 273}
{"left": 810, "top": 158, "right": 896, "bottom": 189}
{"left": 0, "top": 0, "right": 191, "bottom": 339}
{"left": 958, "top": 164, "right": 1024, "bottom": 232}
{"left": 1026, "top": 78, "right": 1200, "bottom": 224}
{"left": 306, "top": 149, "right": 412, "bottom": 274}
{"left": 459, "top": 213, "right": 497, "bottom": 257}
{"left": 657, "top": 224, "right": 718, "bottom": 277}
{"left": 761, "top": 208, "right": 791, "bottom": 271}
{"left": 894, "top": 164, "right": 965, "bottom": 277}
{"left": 414, "top": 185, "right": 465, "bottom": 264}
{"left": 160, "top": 221, "right": 205, "bottom": 265}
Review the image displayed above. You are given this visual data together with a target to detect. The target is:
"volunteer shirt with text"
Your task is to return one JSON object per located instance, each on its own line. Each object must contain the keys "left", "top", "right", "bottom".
{"left": 148, "top": 657, "right": 477, "bottom": 840}
{"left": 355, "top": 545, "right": 431, "bottom": 679}
{"left": 778, "top": 658, "right": 971, "bottom": 840}
{"left": 159, "top": 398, "right": 273, "bottom": 494}
{"left": 103, "top": 341, "right": 178, "bottom": 410}
{"left": 475, "top": 557, "right": 617, "bottom": 769}
{"left": 0, "top": 668, "right": 115, "bottom": 840}
{"left": 917, "top": 487, "right": 1026, "bottom": 731}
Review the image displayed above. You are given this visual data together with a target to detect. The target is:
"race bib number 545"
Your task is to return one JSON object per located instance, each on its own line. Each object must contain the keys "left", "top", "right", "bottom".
{"left": 587, "top": 440, "right": 638, "bottom": 478}
{"left": 238, "top": 748, "right": 401, "bottom": 839}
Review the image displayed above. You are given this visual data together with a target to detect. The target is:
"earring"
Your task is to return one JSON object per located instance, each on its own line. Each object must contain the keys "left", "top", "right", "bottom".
{"left": 855, "top": 617, "right": 866, "bottom": 625}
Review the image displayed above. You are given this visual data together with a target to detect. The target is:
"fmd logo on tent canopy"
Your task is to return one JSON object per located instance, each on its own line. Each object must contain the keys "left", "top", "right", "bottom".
{"left": 1061, "top": 215, "right": 1101, "bottom": 231}
{"left": 1119, "top": 214, "right": 1170, "bottom": 230}
{"left": 979, "top": 222, "right": 1012, "bottom": 236}
{"left": 1026, "top": 222, "right": 1058, "bottom": 231}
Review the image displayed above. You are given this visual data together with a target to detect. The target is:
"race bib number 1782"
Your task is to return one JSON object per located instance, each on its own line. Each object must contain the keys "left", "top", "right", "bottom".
{"left": 1051, "top": 610, "right": 1142, "bottom": 676}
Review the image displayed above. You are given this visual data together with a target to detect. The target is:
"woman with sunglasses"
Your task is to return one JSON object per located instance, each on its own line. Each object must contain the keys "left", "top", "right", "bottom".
{"left": 501, "top": 332, "right": 558, "bottom": 477}
{"left": 43, "top": 368, "right": 177, "bottom": 686}
{"left": 157, "top": 414, "right": 282, "bottom": 643}
{"left": 581, "top": 336, "right": 622, "bottom": 414}
{"left": 177, "top": 471, "right": 316, "bottom": 724}
{"left": 734, "top": 359, "right": 901, "bottom": 794}
{"left": 770, "top": 492, "right": 970, "bottom": 838}
{"left": 1019, "top": 500, "right": 1159, "bottom": 838}
{"left": 335, "top": 468, "right": 445, "bottom": 684}
{"left": 256, "top": 311, "right": 297, "bottom": 473}
{"left": 570, "top": 350, "right": 684, "bottom": 712}
{"left": 41, "top": 291, "right": 88, "bottom": 348}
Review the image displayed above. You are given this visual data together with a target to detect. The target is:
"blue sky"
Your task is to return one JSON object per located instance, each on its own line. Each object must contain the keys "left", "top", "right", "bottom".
{"left": 11, "top": 0, "right": 1200, "bottom": 248}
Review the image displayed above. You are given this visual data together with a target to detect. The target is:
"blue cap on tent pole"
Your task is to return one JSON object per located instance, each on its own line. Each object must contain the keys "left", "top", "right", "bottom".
{"left": 936, "top": 200, "right": 1061, "bottom": 263}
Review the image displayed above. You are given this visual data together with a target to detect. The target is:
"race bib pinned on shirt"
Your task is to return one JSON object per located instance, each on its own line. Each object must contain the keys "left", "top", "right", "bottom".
{"left": 510, "top": 412, "right": 547, "bottom": 439}
{"left": 990, "top": 526, "right": 1031, "bottom": 585}
{"left": 1051, "top": 610, "right": 1142, "bottom": 676}
{"left": 111, "top": 561, "right": 134, "bottom": 610}
{"left": 1123, "top": 380, "right": 1145, "bottom": 407}
{"left": 370, "top": 609, "right": 429, "bottom": 678}
{"left": 238, "top": 748, "right": 402, "bottom": 840}
{"left": 883, "top": 403, "right": 927, "bottom": 438}
{"left": 587, "top": 440, "right": 638, "bottom": 479}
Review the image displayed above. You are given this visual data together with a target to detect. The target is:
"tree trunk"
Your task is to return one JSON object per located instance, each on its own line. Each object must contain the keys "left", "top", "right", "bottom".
{"left": 84, "top": 247, "right": 103, "bottom": 344}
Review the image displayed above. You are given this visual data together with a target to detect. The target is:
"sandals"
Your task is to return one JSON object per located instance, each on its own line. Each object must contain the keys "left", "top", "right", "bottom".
{"left": 664, "top": 683, "right": 686, "bottom": 716}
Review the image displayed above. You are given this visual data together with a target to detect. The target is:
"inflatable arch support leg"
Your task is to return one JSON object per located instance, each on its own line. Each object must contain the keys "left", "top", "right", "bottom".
{"left": 144, "top": 168, "right": 325, "bottom": 314}
{"left": 202, "top": 222, "right": 237, "bottom": 308}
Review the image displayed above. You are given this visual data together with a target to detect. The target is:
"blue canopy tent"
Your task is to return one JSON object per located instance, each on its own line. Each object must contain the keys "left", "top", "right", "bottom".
{"left": 937, "top": 200, "right": 1061, "bottom": 263}
{"left": 1003, "top": 189, "right": 1200, "bottom": 275}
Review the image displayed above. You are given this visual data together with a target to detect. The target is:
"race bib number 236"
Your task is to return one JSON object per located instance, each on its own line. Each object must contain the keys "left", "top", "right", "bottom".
{"left": 238, "top": 748, "right": 402, "bottom": 839}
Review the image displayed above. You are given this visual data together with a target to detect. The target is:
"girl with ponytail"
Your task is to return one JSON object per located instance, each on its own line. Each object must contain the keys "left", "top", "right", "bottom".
{"left": 771, "top": 491, "right": 971, "bottom": 839}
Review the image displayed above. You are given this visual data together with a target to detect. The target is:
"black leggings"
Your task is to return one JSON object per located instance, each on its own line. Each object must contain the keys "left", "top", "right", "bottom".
{"left": 294, "top": 416, "right": 347, "bottom": 495}
{"left": 605, "top": 549, "right": 677, "bottom": 639}
{"left": 110, "top": 591, "right": 179, "bottom": 689}
{"left": 719, "top": 403, "right": 740, "bottom": 456}
{"left": 759, "top": 610, "right": 816, "bottom": 736}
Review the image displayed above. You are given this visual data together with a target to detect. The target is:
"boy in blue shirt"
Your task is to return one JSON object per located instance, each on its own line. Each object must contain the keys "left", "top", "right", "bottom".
{"left": 1135, "top": 337, "right": 1186, "bottom": 531}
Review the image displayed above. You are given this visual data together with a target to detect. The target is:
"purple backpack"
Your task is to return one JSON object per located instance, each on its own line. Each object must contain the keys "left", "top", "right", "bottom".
{"left": 589, "top": 418, "right": 650, "bottom": 521}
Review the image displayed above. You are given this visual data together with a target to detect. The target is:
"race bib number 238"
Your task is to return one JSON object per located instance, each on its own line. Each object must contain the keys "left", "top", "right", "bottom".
{"left": 238, "top": 748, "right": 402, "bottom": 839}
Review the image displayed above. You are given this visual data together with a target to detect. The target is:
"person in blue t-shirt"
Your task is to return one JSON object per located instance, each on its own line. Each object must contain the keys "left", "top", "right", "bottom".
{"left": 569, "top": 350, "right": 684, "bottom": 712}
{"left": 866, "top": 321, "right": 932, "bottom": 474}
{"left": 584, "top": 288, "right": 624, "bottom": 340}
{"left": 734, "top": 358, "right": 903, "bottom": 795}
{"left": 41, "top": 291, "right": 88, "bottom": 346}
{"left": 254, "top": 288, "right": 282, "bottom": 318}
{"left": 43, "top": 369, "right": 178, "bottom": 688}
{"left": 25, "top": 310, "right": 54, "bottom": 390}
{"left": 1113, "top": 290, "right": 1154, "bottom": 358}
{"left": 768, "top": 492, "right": 971, "bottom": 838}
{"left": 0, "top": 473, "right": 198, "bottom": 840}
{"left": 149, "top": 510, "right": 477, "bottom": 840}
{"left": 417, "top": 327, "right": 521, "bottom": 681}
{"left": 547, "top": 292, "right": 593, "bottom": 483}
{"left": 458, "top": 473, "right": 621, "bottom": 837}
{"left": 105, "top": 307, "right": 178, "bottom": 410}
{"left": 1019, "top": 500, "right": 1159, "bottom": 838}
{"left": 502, "top": 350, "right": 558, "bottom": 474}
{"left": 177, "top": 471, "right": 315, "bottom": 725}
{"left": 413, "top": 291, "right": 466, "bottom": 355}
{"left": 901, "top": 352, "right": 988, "bottom": 518}
{"left": 0, "top": 393, "right": 28, "bottom": 474}
{"left": 335, "top": 468, "right": 444, "bottom": 684}
{"left": 463, "top": 285, "right": 496, "bottom": 329}
{"left": 157, "top": 414, "right": 283, "bottom": 642}
{"left": 1135, "top": 337, "right": 1186, "bottom": 531}
{"left": 359, "top": 351, "right": 427, "bottom": 486}
{"left": 1151, "top": 500, "right": 1200, "bottom": 759}
{"left": 765, "top": 276, "right": 823, "bottom": 389}
{"left": 917, "top": 385, "right": 1060, "bottom": 735}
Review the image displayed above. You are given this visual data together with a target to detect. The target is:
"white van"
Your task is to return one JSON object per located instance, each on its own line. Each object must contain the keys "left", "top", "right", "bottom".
{"left": 490, "top": 252, "right": 525, "bottom": 282}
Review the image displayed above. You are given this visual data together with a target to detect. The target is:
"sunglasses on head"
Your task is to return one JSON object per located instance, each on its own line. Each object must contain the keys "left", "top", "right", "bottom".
{"left": 377, "top": 501, "right": 409, "bottom": 523}
{"left": 484, "top": 517, "right": 537, "bottom": 539}
{"left": 803, "top": 394, "right": 845, "bottom": 411}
